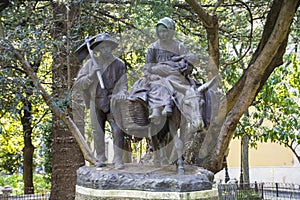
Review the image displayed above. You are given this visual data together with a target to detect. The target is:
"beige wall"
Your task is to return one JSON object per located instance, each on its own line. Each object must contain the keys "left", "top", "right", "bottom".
{"left": 227, "top": 139, "right": 294, "bottom": 167}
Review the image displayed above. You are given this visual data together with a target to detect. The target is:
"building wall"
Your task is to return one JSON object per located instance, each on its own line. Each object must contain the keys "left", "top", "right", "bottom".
{"left": 214, "top": 139, "right": 300, "bottom": 184}
{"left": 226, "top": 139, "right": 294, "bottom": 167}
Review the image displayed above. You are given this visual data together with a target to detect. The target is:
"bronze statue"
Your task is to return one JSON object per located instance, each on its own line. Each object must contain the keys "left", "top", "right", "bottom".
{"left": 74, "top": 33, "right": 128, "bottom": 169}
{"left": 116, "top": 17, "right": 213, "bottom": 174}
{"left": 131, "top": 17, "right": 198, "bottom": 124}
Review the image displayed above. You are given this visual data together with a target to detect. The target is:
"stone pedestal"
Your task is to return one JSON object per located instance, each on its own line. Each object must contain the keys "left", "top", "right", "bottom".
{"left": 75, "top": 164, "right": 218, "bottom": 200}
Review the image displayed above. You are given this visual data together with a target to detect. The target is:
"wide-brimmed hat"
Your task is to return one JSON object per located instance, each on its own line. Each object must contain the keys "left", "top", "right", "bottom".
{"left": 90, "top": 33, "right": 119, "bottom": 50}
{"left": 75, "top": 33, "right": 118, "bottom": 63}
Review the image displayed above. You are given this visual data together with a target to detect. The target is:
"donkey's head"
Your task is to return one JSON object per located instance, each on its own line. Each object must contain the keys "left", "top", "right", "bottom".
{"left": 181, "top": 87, "right": 205, "bottom": 132}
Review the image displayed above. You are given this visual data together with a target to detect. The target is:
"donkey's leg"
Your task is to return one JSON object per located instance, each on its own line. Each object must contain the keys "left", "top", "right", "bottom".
{"left": 151, "top": 134, "right": 161, "bottom": 167}
{"left": 169, "top": 125, "right": 184, "bottom": 175}
{"left": 157, "top": 130, "right": 169, "bottom": 166}
{"left": 159, "top": 140, "right": 169, "bottom": 165}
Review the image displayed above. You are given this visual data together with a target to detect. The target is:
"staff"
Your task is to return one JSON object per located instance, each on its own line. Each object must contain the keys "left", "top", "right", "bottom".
{"left": 85, "top": 36, "right": 105, "bottom": 89}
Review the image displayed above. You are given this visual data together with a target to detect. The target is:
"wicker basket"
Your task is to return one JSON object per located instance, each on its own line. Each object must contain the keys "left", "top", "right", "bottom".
{"left": 128, "top": 99, "right": 150, "bottom": 126}
{"left": 112, "top": 98, "right": 151, "bottom": 138}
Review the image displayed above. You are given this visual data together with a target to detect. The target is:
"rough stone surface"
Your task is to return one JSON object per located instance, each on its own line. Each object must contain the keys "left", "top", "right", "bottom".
{"left": 76, "top": 164, "right": 214, "bottom": 192}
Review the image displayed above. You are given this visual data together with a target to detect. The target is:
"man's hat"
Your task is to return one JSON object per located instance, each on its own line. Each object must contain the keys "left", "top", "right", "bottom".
{"left": 74, "top": 33, "right": 119, "bottom": 63}
{"left": 90, "top": 33, "right": 119, "bottom": 50}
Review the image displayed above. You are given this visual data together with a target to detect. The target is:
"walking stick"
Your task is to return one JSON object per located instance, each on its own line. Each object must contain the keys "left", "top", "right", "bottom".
{"left": 85, "top": 36, "right": 105, "bottom": 89}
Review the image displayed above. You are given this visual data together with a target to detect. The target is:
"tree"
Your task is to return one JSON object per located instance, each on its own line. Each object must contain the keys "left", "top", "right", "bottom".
{"left": 49, "top": 2, "right": 84, "bottom": 199}
{"left": 251, "top": 54, "right": 300, "bottom": 162}
{"left": 186, "top": 0, "right": 300, "bottom": 173}
{"left": 0, "top": 0, "right": 52, "bottom": 193}
{"left": 0, "top": 0, "right": 299, "bottom": 198}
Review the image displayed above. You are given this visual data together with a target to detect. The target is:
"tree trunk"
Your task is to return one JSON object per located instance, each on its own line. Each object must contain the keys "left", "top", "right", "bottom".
{"left": 21, "top": 98, "right": 34, "bottom": 194}
{"left": 241, "top": 134, "right": 249, "bottom": 185}
{"left": 3, "top": 3, "right": 35, "bottom": 194}
{"left": 50, "top": 2, "right": 84, "bottom": 200}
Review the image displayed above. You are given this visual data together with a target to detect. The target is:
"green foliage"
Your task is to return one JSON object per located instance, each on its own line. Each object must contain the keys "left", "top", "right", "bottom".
{"left": 0, "top": 174, "right": 23, "bottom": 194}
{"left": 255, "top": 54, "right": 300, "bottom": 145}
{"left": 0, "top": 0, "right": 52, "bottom": 176}
{"left": 235, "top": 53, "right": 300, "bottom": 150}
{"left": 219, "top": 1, "right": 300, "bottom": 155}
{"left": 0, "top": 115, "right": 23, "bottom": 174}
{"left": 0, "top": 174, "right": 51, "bottom": 194}
{"left": 0, "top": 0, "right": 299, "bottom": 189}
{"left": 35, "top": 119, "right": 52, "bottom": 176}
{"left": 237, "top": 190, "right": 261, "bottom": 200}
{"left": 219, "top": 1, "right": 271, "bottom": 90}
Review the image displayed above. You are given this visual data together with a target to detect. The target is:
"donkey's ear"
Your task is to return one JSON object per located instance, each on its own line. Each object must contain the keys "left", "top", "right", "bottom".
{"left": 197, "top": 76, "right": 217, "bottom": 92}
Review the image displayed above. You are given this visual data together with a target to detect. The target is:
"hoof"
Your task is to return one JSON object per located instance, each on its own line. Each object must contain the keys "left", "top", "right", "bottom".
{"left": 161, "top": 158, "right": 169, "bottom": 166}
{"left": 153, "top": 160, "right": 161, "bottom": 168}
{"left": 115, "top": 163, "right": 125, "bottom": 170}
{"left": 178, "top": 167, "right": 184, "bottom": 175}
{"left": 95, "top": 162, "right": 106, "bottom": 168}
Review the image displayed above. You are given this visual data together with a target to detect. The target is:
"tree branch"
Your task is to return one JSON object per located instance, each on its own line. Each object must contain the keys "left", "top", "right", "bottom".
{"left": 215, "top": 0, "right": 299, "bottom": 161}
{"left": 186, "top": 0, "right": 220, "bottom": 78}
{"left": 222, "top": 0, "right": 253, "bottom": 68}
{"left": 185, "top": 0, "right": 214, "bottom": 28}
{"left": 10, "top": 44, "right": 96, "bottom": 164}
{"left": 33, "top": 110, "right": 50, "bottom": 128}
{"left": 212, "top": 0, "right": 223, "bottom": 15}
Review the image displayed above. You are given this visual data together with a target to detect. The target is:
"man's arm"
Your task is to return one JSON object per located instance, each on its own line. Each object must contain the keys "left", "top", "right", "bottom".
{"left": 112, "top": 59, "right": 128, "bottom": 99}
{"left": 119, "top": 61, "right": 128, "bottom": 93}
{"left": 75, "top": 60, "right": 94, "bottom": 90}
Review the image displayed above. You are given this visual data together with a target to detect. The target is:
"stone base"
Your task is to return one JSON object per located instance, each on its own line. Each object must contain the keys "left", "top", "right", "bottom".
{"left": 75, "top": 186, "right": 218, "bottom": 200}
{"left": 75, "top": 163, "right": 217, "bottom": 200}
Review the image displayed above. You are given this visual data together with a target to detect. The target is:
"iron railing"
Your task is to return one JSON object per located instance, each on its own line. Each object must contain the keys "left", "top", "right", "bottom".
{"left": 0, "top": 193, "right": 49, "bottom": 200}
{"left": 218, "top": 182, "right": 300, "bottom": 200}
{"left": 1, "top": 182, "right": 299, "bottom": 200}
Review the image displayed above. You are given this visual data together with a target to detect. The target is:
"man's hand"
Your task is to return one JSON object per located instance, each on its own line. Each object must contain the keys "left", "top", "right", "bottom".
{"left": 88, "top": 68, "right": 101, "bottom": 80}
{"left": 113, "top": 93, "right": 127, "bottom": 100}
{"left": 149, "top": 74, "right": 160, "bottom": 81}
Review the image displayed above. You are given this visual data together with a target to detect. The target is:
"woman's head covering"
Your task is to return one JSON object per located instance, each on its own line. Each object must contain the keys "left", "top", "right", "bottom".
{"left": 156, "top": 17, "right": 176, "bottom": 30}
{"left": 156, "top": 17, "right": 176, "bottom": 39}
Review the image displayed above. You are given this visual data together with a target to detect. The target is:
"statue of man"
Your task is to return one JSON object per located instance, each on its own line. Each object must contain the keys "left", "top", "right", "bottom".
{"left": 75, "top": 33, "right": 127, "bottom": 169}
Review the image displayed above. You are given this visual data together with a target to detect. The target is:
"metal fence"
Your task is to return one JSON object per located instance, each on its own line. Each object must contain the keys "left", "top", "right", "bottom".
{"left": 218, "top": 182, "right": 300, "bottom": 200}
{"left": 1, "top": 182, "right": 299, "bottom": 200}
{"left": 0, "top": 193, "right": 49, "bottom": 200}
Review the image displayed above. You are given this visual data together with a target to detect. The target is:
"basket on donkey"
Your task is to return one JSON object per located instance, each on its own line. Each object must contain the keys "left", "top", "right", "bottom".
{"left": 112, "top": 97, "right": 152, "bottom": 138}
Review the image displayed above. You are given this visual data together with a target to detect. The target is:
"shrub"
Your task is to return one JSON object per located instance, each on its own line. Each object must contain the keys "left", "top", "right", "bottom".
{"left": 0, "top": 173, "right": 50, "bottom": 194}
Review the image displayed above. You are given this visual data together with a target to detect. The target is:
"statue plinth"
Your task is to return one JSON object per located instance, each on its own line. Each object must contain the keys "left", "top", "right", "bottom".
{"left": 75, "top": 164, "right": 218, "bottom": 200}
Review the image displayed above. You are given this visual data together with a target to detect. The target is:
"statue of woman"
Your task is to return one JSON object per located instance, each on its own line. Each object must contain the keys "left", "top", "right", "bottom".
{"left": 142, "top": 17, "right": 198, "bottom": 124}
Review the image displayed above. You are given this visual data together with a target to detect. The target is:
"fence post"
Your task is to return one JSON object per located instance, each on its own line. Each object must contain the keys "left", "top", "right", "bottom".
{"left": 276, "top": 182, "right": 279, "bottom": 197}
{"left": 1, "top": 186, "right": 12, "bottom": 200}
{"left": 254, "top": 181, "right": 258, "bottom": 193}
{"left": 261, "top": 182, "right": 264, "bottom": 199}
